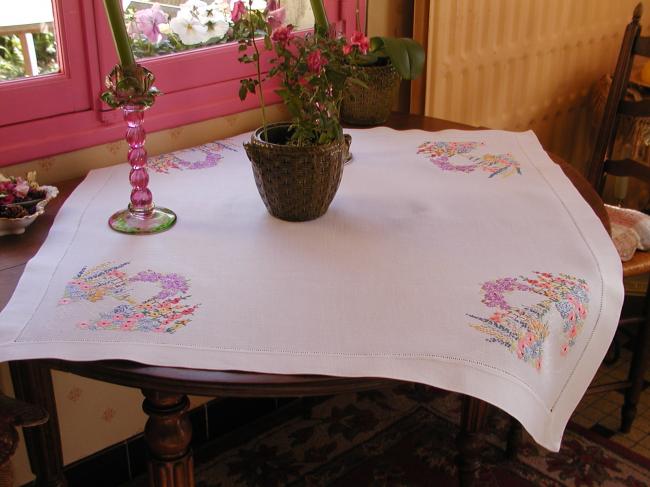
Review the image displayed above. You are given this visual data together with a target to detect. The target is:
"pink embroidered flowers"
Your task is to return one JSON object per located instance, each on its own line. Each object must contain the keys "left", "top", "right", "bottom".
{"left": 417, "top": 141, "right": 522, "bottom": 178}
{"left": 468, "top": 272, "right": 590, "bottom": 370}
{"left": 59, "top": 262, "right": 200, "bottom": 334}
{"left": 146, "top": 141, "right": 237, "bottom": 174}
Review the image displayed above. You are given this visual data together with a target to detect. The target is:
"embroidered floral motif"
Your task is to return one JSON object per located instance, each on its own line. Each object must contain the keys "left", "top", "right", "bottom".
{"left": 417, "top": 141, "right": 522, "bottom": 178}
{"left": 468, "top": 272, "right": 589, "bottom": 370}
{"left": 59, "top": 262, "right": 200, "bottom": 334}
{"left": 147, "top": 141, "right": 238, "bottom": 174}
{"left": 59, "top": 262, "right": 131, "bottom": 304}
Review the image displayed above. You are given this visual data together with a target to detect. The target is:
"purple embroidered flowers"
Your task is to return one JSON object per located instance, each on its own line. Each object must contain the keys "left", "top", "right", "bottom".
{"left": 147, "top": 141, "right": 238, "bottom": 174}
{"left": 59, "top": 262, "right": 200, "bottom": 334}
{"left": 468, "top": 272, "right": 590, "bottom": 370}
{"left": 417, "top": 141, "right": 522, "bottom": 178}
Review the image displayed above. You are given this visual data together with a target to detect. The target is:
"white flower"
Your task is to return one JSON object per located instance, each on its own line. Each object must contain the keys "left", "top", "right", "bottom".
{"left": 206, "top": 19, "right": 229, "bottom": 38}
{"left": 200, "top": 4, "right": 229, "bottom": 39}
{"left": 170, "top": 12, "right": 209, "bottom": 45}
{"left": 180, "top": 0, "right": 208, "bottom": 14}
{"left": 212, "top": 0, "right": 231, "bottom": 17}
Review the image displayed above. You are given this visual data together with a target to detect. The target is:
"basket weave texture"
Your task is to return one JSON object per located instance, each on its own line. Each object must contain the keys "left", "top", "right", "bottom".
{"left": 341, "top": 64, "right": 400, "bottom": 126}
{"left": 244, "top": 124, "right": 348, "bottom": 222}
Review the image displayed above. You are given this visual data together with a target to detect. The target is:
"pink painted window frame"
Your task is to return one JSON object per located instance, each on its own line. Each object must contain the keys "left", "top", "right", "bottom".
{"left": 0, "top": 0, "right": 366, "bottom": 168}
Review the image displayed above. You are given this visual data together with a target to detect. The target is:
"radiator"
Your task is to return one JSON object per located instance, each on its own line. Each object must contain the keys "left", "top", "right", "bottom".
{"left": 420, "top": 0, "right": 650, "bottom": 171}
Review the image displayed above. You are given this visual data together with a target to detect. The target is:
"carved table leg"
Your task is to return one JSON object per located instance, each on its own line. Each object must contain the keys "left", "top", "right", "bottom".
{"left": 9, "top": 360, "right": 66, "bottom": 487}
{"left": 142, "top": 390, "right": 194, "bottom": 487}
{"left": 456, "top": 396, "right": 490, "bottom": 487}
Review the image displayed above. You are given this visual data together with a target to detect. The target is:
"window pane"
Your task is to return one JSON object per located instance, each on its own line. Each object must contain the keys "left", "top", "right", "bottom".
{"left": 125, "top": 0, "right": 314, "bottom": 60}
{"left": 0, "top": 0, "right": 59, "bottom": 82}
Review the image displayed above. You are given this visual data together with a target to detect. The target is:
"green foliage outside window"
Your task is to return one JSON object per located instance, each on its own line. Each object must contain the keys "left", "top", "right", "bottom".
{"left": 0, "top": 32, "right": 59, "bottom": 81}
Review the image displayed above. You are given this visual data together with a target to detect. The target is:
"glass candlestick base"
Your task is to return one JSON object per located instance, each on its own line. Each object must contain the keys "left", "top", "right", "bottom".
{"left": 109, "top": 206, "right": 176, "bottom": 234}
{"left": 107, "top": 98, "right": 177, "bottom": 235}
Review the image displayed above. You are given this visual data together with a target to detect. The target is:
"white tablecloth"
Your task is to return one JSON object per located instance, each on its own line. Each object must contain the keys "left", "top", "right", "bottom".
{"left": 0, "top": 127, "right": 623, "bottom": 451}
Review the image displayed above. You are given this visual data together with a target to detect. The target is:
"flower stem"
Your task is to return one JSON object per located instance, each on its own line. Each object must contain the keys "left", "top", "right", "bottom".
{"left": 355, "top": 0, "right": 361, "bottom": 32}
{"left": 250, "top": 15, "right": 268, "bottom": 140}
{"left": 103, "top": 0, "right": 135, "bottom": 68}
{"left": 310, "top": 0, "right": 329, "bottom": 32}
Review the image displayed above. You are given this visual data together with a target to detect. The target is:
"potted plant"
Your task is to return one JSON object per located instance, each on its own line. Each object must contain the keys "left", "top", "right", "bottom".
{"left": 341, "top": 1, "right": 425, "bottom": 126}
{"left": 234, "top": 0, "right": 358, "bottom": 222}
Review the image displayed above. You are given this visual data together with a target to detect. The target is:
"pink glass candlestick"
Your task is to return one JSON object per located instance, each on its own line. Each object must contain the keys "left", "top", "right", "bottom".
{"left": 108, "top": 104, "right": 176, "bottom": 234}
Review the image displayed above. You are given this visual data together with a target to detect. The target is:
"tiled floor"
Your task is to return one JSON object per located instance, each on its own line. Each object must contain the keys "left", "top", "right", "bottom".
{"left": 572, "top": 336, "right": 650, "bottom": 457}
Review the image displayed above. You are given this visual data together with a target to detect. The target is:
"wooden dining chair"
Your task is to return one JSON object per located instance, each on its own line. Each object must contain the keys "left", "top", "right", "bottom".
{"left": 506, "top": 4, "right": 650, "bottom": 457}
{"left": 0, "top": 393, "right": 48, "bottom": 487}
{"left": 586, "top": 2, "right": 650, "bottom": 434}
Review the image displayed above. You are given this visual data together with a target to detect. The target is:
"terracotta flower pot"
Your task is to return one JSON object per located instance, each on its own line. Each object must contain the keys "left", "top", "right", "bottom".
{"left": 341, "top": 63, "right": 401, "bottom": 126}
{"left": 244, "top": 123, "right": 350, "bottom": 222}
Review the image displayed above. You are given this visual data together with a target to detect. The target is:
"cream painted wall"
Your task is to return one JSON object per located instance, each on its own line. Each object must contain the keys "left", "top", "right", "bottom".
{"left": 419, "top": 0, "right": 650, "bottom": 173}
{"left": 2, "top": 105, "right": 287, "bottom": 185}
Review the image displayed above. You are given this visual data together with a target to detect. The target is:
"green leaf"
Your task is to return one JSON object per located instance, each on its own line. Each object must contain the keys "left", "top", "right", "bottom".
{"left": 239, "top": 83, "right": 248, "bottom": 100}
{"left": 347, "top": 77, "right": 368, "bottom": 89}
{"left": 371, "top": 37, "right": 425, "bottom": 80}
{"left": 264, "top": 35, "right": 272, "bottom": 51}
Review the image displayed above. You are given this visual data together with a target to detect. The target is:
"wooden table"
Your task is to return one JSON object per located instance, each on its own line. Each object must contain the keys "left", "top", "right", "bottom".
{"left": 1, "top": 114, "right": 609, "bottom": 487}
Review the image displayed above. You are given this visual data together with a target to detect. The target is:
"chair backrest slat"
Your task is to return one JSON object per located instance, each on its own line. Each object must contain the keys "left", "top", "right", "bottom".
{"left": 588, "top": 3, "right": 644, "bottom": 191}
{"left": 604, "top": 158, "right": 650, "bottom": 183}
{"left": 619, "top": 98, "right": 650, "bottom": 117}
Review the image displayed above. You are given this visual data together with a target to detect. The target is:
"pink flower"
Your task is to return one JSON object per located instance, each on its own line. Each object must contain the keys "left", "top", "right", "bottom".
{"left": 525, "top": 332, "right": 535, "bottom": 346}
{"left": 0, "top": 192, "right": 14, "bottom": 205}
{"left": 307, "top": 49, "right": 328, "bottom": 73}
{"left": 348, "top": 30, "right": 369, "bottom": 54}
{"left": 77, "top": 321, "right": 89, "bottom": 329}
{"left": 266, "top": 1, "right": 286, "bottom": 31}
{"left": 489, "top": 312, "right": 504, "bottom": 323}
{"left": 568, "top": 325, "right": 578, "bottom": 339}
{"left": 58, "top": 298, "right": 71, "bottom": 305}
{"left": 517, "top": 338, "right": 526, "bottom": 354}
{"left": 135, "top": 4, "right": 168, "bottom": 44}
{"left": 14, "top": 179, "right": 30, "bottom": 198}
{"left": 271, "top": 25, "right": 294, "bottom": 45}
{"left": 560, "top": 343, "right": 570, "bottom": 356}
{"left": 343, "top": 44, "right": 353, "bottom": 55}
{"left": 231, "top": 0, "right": 246, "bottom": 21}
{"left": 97, "top": 320, "right": 112, "bottom": 328}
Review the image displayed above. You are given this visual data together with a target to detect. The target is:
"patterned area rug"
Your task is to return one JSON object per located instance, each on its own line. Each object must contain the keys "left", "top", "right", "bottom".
{"left": 169, "top": 385, "right": 650, "bottom": 487}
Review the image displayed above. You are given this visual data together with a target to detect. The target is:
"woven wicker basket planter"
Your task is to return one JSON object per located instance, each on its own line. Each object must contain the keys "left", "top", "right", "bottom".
{"left": 244, "top": 123, "right": 349, "bottom": 222}
{"left": 341, "top": 63, "right": 400, "bottom": 126}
